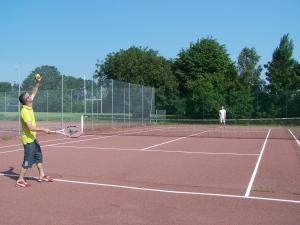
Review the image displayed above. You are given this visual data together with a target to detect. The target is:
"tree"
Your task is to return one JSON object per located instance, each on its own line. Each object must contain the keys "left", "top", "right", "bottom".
{"left": 22, "top": 65, "right": 62, "bottom": 91}
{"left": 21, "top": 65, "right": 89, "bottom": 113}
{"left": 237, "top": 47, "right": 263, "bottom": 117}
{"left": 94, "top": 46, "right": 179, "bottom": 114}
{"left": 0, "top": 82, "right": 12, "bottom": 92}
{"left": 265, "top": 34, "right": 297, "bottom": 93}
{"left": 237, "top": 47, "right": 262, "bottom": 87}
{"left": 264, "top": 34, "right": 299, "bottom": 117}
{"left": 173, "top": 37, "right": 239, "bottom": 118}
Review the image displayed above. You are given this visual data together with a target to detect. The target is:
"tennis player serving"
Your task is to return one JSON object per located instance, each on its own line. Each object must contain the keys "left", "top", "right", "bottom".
{"left": 16, "top": 74, "right": 53, "bottom": 188}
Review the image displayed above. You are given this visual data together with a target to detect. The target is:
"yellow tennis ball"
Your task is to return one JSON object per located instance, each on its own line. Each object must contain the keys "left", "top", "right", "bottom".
{"left": 35, "top": 74, "right": 41, "bottom": 79}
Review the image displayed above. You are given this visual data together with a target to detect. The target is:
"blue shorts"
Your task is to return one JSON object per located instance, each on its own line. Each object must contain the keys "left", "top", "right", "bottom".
{"left": 22, "top": 140, "right": 43, "bottom": 169}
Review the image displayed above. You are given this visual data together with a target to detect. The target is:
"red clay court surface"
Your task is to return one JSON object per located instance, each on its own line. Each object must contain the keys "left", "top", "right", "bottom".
{"left": 0, "top": 125, "right": 300, "bottom": 225}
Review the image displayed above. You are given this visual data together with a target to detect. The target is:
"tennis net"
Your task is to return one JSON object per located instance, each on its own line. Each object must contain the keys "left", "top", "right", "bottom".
{"left": 80, "top": 114, "right": 300, "bottom": 140}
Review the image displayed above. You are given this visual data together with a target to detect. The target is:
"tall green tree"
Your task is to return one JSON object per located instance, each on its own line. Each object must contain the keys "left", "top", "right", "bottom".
{"left": 237, "top": 47, "right": 263, "bottom": 117}
{"left": 22, "top": 65, "right": 89, "bottom": 113}
{"left": 237, "top": 47, "right": 262, "bottom": 87}
{"left": 173, "top": 37, "right": 239, "bottom": 118}
{"left": 21, "top": 66, "right": 63, "bottom": 112}
{"left": 94, "top": 46, "right": 179, "bottom": 113}
{"left": 264, "top": 34, "right": 300, "bottom": 117}
{"left": 22, "top": 65, "right": 62, "bottom": 91}
{"left": 265, "top": 34, "right": 297, "bottom": 93}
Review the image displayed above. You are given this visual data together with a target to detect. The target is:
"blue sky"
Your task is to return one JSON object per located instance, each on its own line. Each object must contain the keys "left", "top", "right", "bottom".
{"left": 1, "top": 0, "right": 299, "bottom": 84}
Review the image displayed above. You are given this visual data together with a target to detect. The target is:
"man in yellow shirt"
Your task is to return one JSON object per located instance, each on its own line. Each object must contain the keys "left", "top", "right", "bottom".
{"left": 16, "top": 75, "right": 53, "bottom": 187}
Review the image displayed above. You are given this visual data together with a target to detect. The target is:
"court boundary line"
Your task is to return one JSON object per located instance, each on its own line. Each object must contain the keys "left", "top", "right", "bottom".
{"left": 288, "top": 129, "right": 300, "bottom": 147}
{"left": 0, "top": 173, "right": 299, "bottom": 205}
{"left": 46, "top": 145, "right": 259, "bottom": 156}
{"left": 0, "top": 126, "right": 182, "bottom": 154}
{"left": 0, "top": 135, "right": 110, "bottom": 154}
{"left": 244, "top": 129, "right": 271, "bottom": 197}
{"left": 47, "top": 126, "right": 188, "bottom": 147}
{"left": 0, "top": 136, "right": 80, "bottom": 149}
{"left": 142, "top": 130, "right": 211, "bottom": 150}
{"left": 0, "top": 125, "right": 167, "bottom": 150}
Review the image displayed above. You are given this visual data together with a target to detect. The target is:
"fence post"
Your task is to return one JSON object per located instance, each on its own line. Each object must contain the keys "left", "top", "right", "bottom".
{"left": 100, "top": 85, "right": 103, "bottom": 114}
{"left": 142, "top": 85, "right": 144, "bottom": 124}
{"left": 92, "top": 77, "right": 94, "bottom": 115}
{"left": 70, "top": 89, "right": 73, "bottom": 113}
{"left": 61, "top": 74, "right": 64, "bottom": 129}
{"left": 84, "top": 75, "right": 86, "bottom": 114}
{"left": 4, "top": 92, "right": 7, "bottom": 112}
{"left": 124, "top": 87, "right": 126, "bottom": 124}
{"left": 46, "top": 90, "right": 49, "bottom": 121}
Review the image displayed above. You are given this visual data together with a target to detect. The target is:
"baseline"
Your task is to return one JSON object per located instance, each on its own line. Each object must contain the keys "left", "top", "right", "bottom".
{"left": 1, "top": 173, "right": 299, "bottom": 205}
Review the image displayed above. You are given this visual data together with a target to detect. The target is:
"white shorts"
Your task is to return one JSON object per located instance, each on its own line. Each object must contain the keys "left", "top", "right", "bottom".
{"left": 220, "top": 117, "right": 226, "bottom": 123}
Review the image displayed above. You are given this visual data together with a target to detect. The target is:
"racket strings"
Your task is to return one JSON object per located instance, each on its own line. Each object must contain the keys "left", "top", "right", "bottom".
{"left": 65, "top": 126, "right": 81, "bottom": 137}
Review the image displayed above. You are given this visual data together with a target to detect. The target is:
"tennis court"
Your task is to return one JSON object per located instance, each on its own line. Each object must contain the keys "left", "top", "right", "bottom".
{"left": 0, "top": 124, "right": 299, "bottom": 225}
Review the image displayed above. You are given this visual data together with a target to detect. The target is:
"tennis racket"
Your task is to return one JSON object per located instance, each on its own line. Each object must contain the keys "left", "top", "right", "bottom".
{"left": 51, "top": 126, "right": 81, "bottom": 138}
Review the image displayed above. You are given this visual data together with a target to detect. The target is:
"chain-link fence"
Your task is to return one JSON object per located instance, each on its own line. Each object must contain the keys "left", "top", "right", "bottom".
{"left": 1, "top": 77, "right": 299, "bottom": 139}
{"left": 157, "top": 89, "right": 300, "bottom": 122}
{"left": 83, "top": 79, "right": 155, "bottom": 131}
{"left": 0, "top": 78, "right": 155, "bottom": 137}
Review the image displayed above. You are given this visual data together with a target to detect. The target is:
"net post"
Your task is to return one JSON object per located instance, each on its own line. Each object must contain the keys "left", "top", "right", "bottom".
{"left": 112, "top": 79, "right": 114, "bottom": 128}
{"left": 61, "top": 73, "right": 64, "bottom": 129}
{"left": 80, "top": 114, "right": 84, "bottom": 133}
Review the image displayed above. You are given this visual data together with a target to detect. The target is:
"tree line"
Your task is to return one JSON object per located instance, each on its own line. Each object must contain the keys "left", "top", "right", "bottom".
{"left": 94, "top": 34, "right": 299, "bottom": 119}
{"left": 1, "top": 34, "right": 299, "bottom": 119}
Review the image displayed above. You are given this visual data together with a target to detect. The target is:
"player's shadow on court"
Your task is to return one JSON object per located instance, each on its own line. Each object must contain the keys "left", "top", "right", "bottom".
{"left": 1, "top": 167, "right": 38, "bottom": 183}
{"left": 0, "top": 167, "right": 19, "bottom": 181}
{"left": 1, "top": 167, "right": 36, "bottom": 182}
{"left": 1, "top": 167, "right": 19, "bottom": 181}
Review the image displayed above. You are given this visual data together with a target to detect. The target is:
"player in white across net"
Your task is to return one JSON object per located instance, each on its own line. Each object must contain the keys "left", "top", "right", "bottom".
{"left": 219, "top": 105, "right": 227, "bottom": 128}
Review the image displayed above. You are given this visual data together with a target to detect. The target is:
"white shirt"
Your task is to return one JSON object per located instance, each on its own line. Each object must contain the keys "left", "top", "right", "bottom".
{"left": 219, "top": 109, "right": 226, "bottom": 119}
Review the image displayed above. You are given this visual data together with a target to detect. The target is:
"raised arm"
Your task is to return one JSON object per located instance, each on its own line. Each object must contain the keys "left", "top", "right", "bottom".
{"left": 30, "top": 76, "right": 41, "bottom": 100}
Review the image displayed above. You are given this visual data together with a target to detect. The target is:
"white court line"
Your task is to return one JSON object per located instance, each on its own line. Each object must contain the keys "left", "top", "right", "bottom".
{"left": 0, "top": 130, "right": 18, "bottom": 133}
{"left": 0, "top": 135, "right": 115, "bottom": 154}
{"left": 288, "top": 129, "right": 300, "bottom": 147}
{"left": 142, "top": 130, "right": 210, "bottom": 150}
{"left": 0, "top": 135, "right": 110, "bottom": 154}
{"left": 0, "top": 149, "right": 24, "bottom": 154}
{"left": 0, "top": 126, "right": 168, "bottom": 150}
{"left": 0, "top": 136, "right": 76, "bottom": 149}
{"left": 47, "top": 126, "right": 191, "bottom": 147}
{"left": 214, "top": 130, "right": 267, "bottom": 133}
{"left": 0, "top": 173, "right": 299, "bottom": 204}
{"left": 0, "top": 126, "right": 186, "bottom": 154}
{"left": 47, "top": 145, "right": 259, "bottom": 156}
{"left": 244, "top": 129, "right": 271, "bottom": 197}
